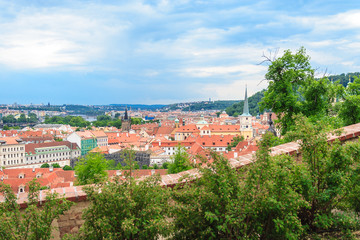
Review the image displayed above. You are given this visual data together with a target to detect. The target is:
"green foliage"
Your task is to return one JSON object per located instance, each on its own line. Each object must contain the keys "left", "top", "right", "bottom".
{"left": 51, "top": 163, "right": 61, "bottom": 168}
{"left": 339, "top": 76, "right": 360, "bottom": 125}
{"left": 45, "top": 115, "right": 91, "bottom": 128}
{"left": 75, "top": 153, "right": 108, "bottom": 185}
{"left": 286, "top": 116, "right": 360, "bottom": 233}
{"left": 40, "top": 163, "right": 50, "bottom": 168}
{"left": 168, "top": 145, "right": 193, "bottom": 174}
{"left": 180, "top": 100, "right": 239, "bottom": 111}
{"left": 2, "top": 125, "right": 9, "bottom": 130}
{"left": 131, "top": 117, "right": 143, "bottom": 125}
{"left": 69, "top": 150, "right": 172, "bottom": 240}
{"left": 226, "top": 135, "right": 244, "bottom": 151}
{"left": 240, "top": 132, "right": 307, "bottom": 239}
{"left": 0, "top": 179, "right": 73, "bottom": 239}
{"left": 259, "top": 47, "right": 340, "bottom": 135}
{"left": 62, "top": 165, "right": 73, "bottom": 171}
{"left": 162, "top": 162, "right": 169, "bottom": 169}
{"left": 226, "top": 90, "right": 265, "bottom": 116}
{"left": 171, "top": 151, "right": 244, "bottom": 239}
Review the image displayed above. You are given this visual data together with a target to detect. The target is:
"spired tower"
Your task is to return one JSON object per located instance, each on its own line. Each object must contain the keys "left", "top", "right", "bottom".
{"left": 239, "top": 86, "right": 253, "bottom": 139}
{"left": 121, "top": 106, "right": 131, "bottom": 132}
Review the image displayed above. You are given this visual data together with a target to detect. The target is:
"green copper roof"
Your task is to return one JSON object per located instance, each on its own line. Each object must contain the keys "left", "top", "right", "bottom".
{"left": 241, "top": 86, "right": 251, "bottom": 116}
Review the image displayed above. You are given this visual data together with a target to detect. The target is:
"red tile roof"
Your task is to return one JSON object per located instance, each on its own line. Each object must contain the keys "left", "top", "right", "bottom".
{"left": 25, "top": 141, "right": 79, "bottom": 154}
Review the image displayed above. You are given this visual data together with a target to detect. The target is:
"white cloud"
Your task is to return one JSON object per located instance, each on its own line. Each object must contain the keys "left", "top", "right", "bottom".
{"left": 183, "top": 64, "right": 266, "bottom": 77}
{"left": 0, "top": 9, "right": 127, "bottom": 69}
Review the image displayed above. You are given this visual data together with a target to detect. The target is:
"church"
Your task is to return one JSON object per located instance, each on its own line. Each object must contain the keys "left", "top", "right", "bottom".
{"left": 239, "top": 86, "right": 253, "bottom": 139}
{"left": 121, "top": 107, "right": 131, "bottom": 132}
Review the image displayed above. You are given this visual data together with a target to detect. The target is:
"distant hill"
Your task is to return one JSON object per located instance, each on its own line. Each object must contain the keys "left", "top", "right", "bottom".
{"left": 162, "top": 100, "right": 239, "bottom": 112}
{"left": 109, "top": 104, "right": 166, "bottom": 111}
{"left": 225, "top": 90, "right": 265, "bottom": 117}
{"left": 326, "top": 72, "right": 360, "bottom": 87}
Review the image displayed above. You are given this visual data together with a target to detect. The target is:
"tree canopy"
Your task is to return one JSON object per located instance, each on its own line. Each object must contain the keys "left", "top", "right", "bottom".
{"left": 259, "top": 47, "right": 340, "bottom": 135}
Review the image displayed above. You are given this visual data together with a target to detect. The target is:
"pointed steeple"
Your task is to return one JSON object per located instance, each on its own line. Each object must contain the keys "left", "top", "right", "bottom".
{"left": 241, "top": 85, "right": 251, "bottom": 116}
{"left": 124, "top": 106, "right": 128, "bottom": 120}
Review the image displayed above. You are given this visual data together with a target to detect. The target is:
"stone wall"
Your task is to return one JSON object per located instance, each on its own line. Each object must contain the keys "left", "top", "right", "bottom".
{"left": 51, "top": 201, "right": 90, "bottom": 239}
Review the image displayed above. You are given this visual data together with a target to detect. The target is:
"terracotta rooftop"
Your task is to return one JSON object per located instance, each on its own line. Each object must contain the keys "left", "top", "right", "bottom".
{"left": 5, "top": 122, "right": 360, "bottom": 207}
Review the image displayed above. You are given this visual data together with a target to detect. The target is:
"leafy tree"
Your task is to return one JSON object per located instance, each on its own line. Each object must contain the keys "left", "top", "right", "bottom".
{"left": 131, "top": 117, "right": 143, "bottom": 125}
{"left": 75, "top": 153, "right": 108, "bottom": 185}
{"left": 259, "top": 47, "right": 339, "bottom": 135}
{"left": 285, "top": 116, "right": 360, "bottom": 233}
{"left": 27, "top": 113, "right": 38, "bottom": 123}
{"left": 226, "top": 135, "right": 244, "bottom": 151}
{"left": 62, "top": 165, "right": 73, "bottom": 171}
{"left": 339, "top": 75, "right": 360, "bottom": 125}
{"left": 2, "top": 115, "right": 16, "bottom": 124}
{"left": 18, "top": 114, "right": 27, "bottom": 123}
{"left": 0, "top": 179, "right": 73, "bottom": 239}
{"left": 2, "top": 125, "right": 9, "bottom": 130}
{"left": 168, "top": 145, "right": 192, "bottom": 174}
{"left": 239, "top": 132, "right": 307, "bottom": 239}
{"left": 40, "top": 163, "right": 50, "bottom": 168}
{"left": 51, "top": 163, "right": 61, "bottom": 168}
{"left": 162, "top": 162, "right": 169, "bottom": 169}
{"left": 68, "top": 150, "right": 172, "bottom": 239}
{"left": 171, "top": 151, "right": 244, "bottom": 239}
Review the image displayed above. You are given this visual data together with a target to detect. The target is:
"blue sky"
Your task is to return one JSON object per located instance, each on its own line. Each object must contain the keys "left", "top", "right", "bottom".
{"left": 0, "top": 0, "right": 360, "bottom": 105}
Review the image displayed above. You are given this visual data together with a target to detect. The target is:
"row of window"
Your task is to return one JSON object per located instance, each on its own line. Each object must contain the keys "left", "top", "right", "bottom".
{"left": 3, "top": 153, "right": 23, "bottom": 158}
{"left": 2, "top": 146, "right": 24, "bottom": 152}
{"left": 28, "top": 151, "right": 71, "bottom": 161}
{"left": 37, "top": 147, "right": 68, "bottom": 152}
{"left": 3, "top": 159, "right": 24, "bottom": 165}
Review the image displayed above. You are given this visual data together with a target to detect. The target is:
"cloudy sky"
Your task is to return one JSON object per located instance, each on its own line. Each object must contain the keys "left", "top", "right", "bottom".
{"left": 0, "top": 0, "right": 359, "bottom": 105}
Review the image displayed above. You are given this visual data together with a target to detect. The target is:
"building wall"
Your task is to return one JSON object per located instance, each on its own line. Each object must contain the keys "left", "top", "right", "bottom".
{"left": 25, "top": 145, "right": 80, "bottom": 166}
{"left": 96, "top": 136, "right": 108, "bottom": 147}
{"left": 0, "top": 143, "right": 26, "bottom": 167}
{"left": 80, "top": 138, "right": 97, "bottom": 155}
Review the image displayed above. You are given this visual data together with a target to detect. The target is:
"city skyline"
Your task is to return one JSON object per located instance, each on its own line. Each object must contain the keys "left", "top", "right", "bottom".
{"left": 0, "top": 0, "right": 360, "bottom": 104}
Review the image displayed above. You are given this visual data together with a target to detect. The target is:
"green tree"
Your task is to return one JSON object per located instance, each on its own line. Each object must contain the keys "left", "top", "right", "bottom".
{"left": 68, "top": 150, "right": 172, "bottom": 240}
{"left": 40, "top": 163, "right": 50, "bottom": 168}
{"left": 62, "top": 165, "right": 73, "bottom": 171}
{"left": 51, "top": 163, "right": 61, "bottom": 168}
{"left": 75, "top": 153, "right": 108, "bottom": 185}
{"left": 168, "top": 145, "right": 192, "bottom": 174}
{"left": 0, "top": 179, "right": 73, "bottom": 239}
{"left": 162, "top": 162, "right": 169, "bottom": 169}
{"left": 18, "top": 114, "right": 27, "bottom": 123}
{"left": 259, "top": 47, "right": 338, "bottom": 135}
{"left": 226, "top": 135, "right": 244, "bottom": 151}
{"left": 171, "top": 152, "right": 244, "bottom": 239}
{"left": 339, "top": 75, "right": 360, "bottom": 125}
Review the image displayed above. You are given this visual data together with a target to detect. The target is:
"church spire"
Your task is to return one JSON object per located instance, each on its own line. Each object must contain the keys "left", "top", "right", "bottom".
{"left": 241, "top": 85, "right": 251, "bottom": 116}
{"left": 124, "top": 106, "right": 128, "bottom": 120}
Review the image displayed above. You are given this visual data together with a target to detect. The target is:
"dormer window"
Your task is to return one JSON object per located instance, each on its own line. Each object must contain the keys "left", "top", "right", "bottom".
{"left": 18, "top": 174, "right": 25, "bottom": 179}
{"left": 36, "top": 173, "right": 42, "bottom": 178}
{"left": 18, "top": 185, "right": 25, "bottom": 193}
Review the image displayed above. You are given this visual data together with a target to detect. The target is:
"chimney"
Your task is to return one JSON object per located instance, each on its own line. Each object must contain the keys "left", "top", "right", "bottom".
{"left": 234, "top": 152, "right": 238, "bottom": 158}
{"left": 32, "top": 166, "right": 35, "bottom": 172}
{"left": 49, "top": 165, "right": 53, "bottom": 172}
{"left": 116, "top": 170, "right": 122, "bottom": 176}
{"left": 159, "top": 141, "right": 161, "bottom": 146}
{"left": 0, "top": 167, "right": 2, "bottom": 172}
{"left": 151, "top": 169, "right": 155, "bottom": 176}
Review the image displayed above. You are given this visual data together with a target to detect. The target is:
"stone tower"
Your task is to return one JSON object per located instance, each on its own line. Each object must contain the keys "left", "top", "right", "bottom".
{"left": 121, "top": 106, "right": 131, "bottom": 132}
{"left": 239, "top": 86, "right": 253, "bottom": 139}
